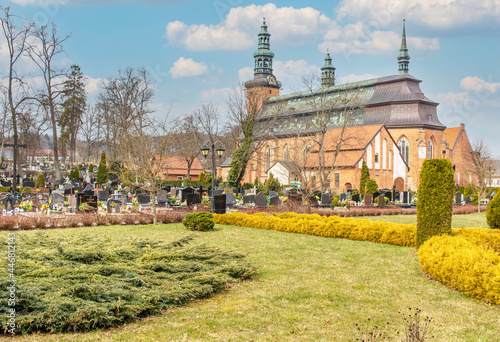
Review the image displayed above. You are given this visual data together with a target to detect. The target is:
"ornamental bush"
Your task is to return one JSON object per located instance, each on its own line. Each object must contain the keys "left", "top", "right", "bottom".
{"left": 96, "top": 151, "right": 108, "bottom": 184}
{"left": 359, "top": 160, "right": 370, "bottom": 197}
{"left": 35, "top": 173, "right": 45, "bottom": 188}
{"left": 88, "top": 163, "right": 94, "bottom": 173}
{"left": 486, "top": 191, "right": 500, "bottom": 229}
{"left": 416, "top": 159, "right": 454, "bottom": 248}
{"left": 183, "top": 212, "right": 215, "bottom": 231}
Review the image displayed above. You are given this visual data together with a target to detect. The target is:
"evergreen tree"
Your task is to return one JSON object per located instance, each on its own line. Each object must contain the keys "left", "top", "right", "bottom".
{"left": 97, "top": 151, "right": 108, "bottom": 184}
{"left": 60, "top": 65, "right": 86, "bottom": 164}
{"left": 35, "top": 174, "right": 45, "bottom": 188}
{"left": 359, "top": 160, "right": 370, "bottom": 197}
{"left": 262, "top": 172, "right": 281, "bottom": 195}
{"left": 366, "top": 178, "right": 378, "bottom": 196}
{"left": 88, "top": 164, "right": 94, "bottom": 173}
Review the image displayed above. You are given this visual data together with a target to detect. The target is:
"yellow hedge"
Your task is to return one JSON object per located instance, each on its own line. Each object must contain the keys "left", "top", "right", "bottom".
{"left": 213, "top": 212, "right": 416, "bottom": 247}
{"left": 214, "top": 212, "right": 500, "bottom": 304}
{"left": 419, "top": 235, "right": 500, "bottom": 304}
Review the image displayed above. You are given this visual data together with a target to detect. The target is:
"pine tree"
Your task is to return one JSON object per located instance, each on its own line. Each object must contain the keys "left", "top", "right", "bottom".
{"left": 359, "top": 160, "right": 370, "bottom": 197}
{"left": 35, "top": 174, "right": 45, "bottom": 188}
{"left": 88, "top": 164, "right": 94, "bottom": 173}
{"left": 97, "top": 151, "right": 108, "bottom": 184}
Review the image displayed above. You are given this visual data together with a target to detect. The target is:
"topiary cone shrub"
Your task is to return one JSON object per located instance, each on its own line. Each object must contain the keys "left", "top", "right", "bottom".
{"left": 486, "top": 192, "right": 500, "bottom": 229}
{"left": 97, "top": 151, "right": 108, "bottom": 184}
{"left": 35, "top": 173, "right": 45, "bottom": 188}
{"left": 182, "top": 212, "right": 215, "bottom": 231}
{"left": 416, "top": 159, "right": 455, "bottom": 248}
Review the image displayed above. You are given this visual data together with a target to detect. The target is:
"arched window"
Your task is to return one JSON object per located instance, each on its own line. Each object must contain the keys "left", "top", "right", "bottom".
{"left": 283, "top": 145, "right": 289, "bottom": 161}
{"left": 266, "top": 147, "right": 271, "bottom": 171}
{"left": 398, "top": 138, "right": 410, "bottom": 165}
{"left": 428, "top": 139, "right": 434, "bottom": 159}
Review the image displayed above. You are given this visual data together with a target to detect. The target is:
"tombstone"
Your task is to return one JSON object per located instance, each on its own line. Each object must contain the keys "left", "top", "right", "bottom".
{"left": 455, "top": 191, "right": 463, "bottom": 205}
{"left": 157, "top": 190, "right": 168, "bottom": 207}
{"left": 50, "top": 193, "right": 65, "bottom": 206}
{"left": 465, "top": 196, "right": 472, "bottom": 205}
{"left": 226, "top": 188, "right": 234, "bottom": 194}
{"left": 378, "top": 195, "right": 386, "bottom": 208}
{"left": 186, "top": 193, "right": 201, "bottom": 206}
{"left": 401, "top": 191, "right": 410, "bottom": 204}
{"left": 385, "top": 191, "right": 393, "bottom": 202}
{"left": 339, "top": 193, "right": 347, "bottom": 202}
{"left": 1, "top": 180, "right": 12, "bottom": 187}
{"left": 225, "top": 193, "right": 236, "bottom": 208}
{"left": 77, "top": 193, "right": 98, "bottom": 211}
{"left": 23, "top": 181, "right": 35, "bottom": 188}
{"left": 320, "top": 193, "right": 331, "bottom": 207}
{"left": 98, "top": 188, "right": 110, "bottom": 202}
{"left": 210, "top": 189, "right": 224, "bottom": 197}
{"left": 245, "top": 189, "right": 254, "bottom": 196}
{"left": 68, "top": 195, "right": 77, "bottom": 208}
{"left": 180, "top": 187, "right": 196, "bottom": 202}
{"left": 288, "top": 194, "right": 302, "bottom": 204}
{"left": 107, "top": 199, "right": 122, "bottom": 213}
{"left": 351, "top": 193, "right": 360, "bottom": 203}
{"left": 137, "top": 193, "right": 151, "bottom": 205}
{"left": 254, "top": 192, "right": 268, "bottom": 208}
{"left": 364, "top": 194, "right": 372, "bottom": 206}
{"left": 73, "top": 186, "right": 83, "bottom": 194}
{"left": 269, "top": 196, "right": 280, "bottom": 206}
{"left": 269, "top": 190, "right": 277, "bottom": 198}
{"left": 213, "top": 194, "right": 226, "bottom": 214}
{"left": 242, "top": 194, "right": 255, "bottom": 204}
{"left": 84, "top": 184, "right": 94, "bottom": 192}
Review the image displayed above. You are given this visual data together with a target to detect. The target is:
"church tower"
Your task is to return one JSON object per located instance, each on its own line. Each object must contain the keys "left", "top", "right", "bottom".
{"left": 245, "top": 18, "right": 281, "bottom": 107}
{"left": 397, "top": 19, "right": 410, "bottom": 74}
{"left": 321, "top": 51, "right": 336, "bottom": 87}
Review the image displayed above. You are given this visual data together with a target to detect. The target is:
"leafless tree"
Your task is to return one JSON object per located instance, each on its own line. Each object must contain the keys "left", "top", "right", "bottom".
{"left": 27, "top": 22, "right": 70, "bottom": 180}
{"left": 171, "top": 114, "right": 203, "bottom": 179}
{"left": 468, "top": 139, "right": 496, "bottom": 212}
{"left": 97, "top": 67, "right": 154, "bottom": 159}
{"left": 0, "top": 6, "right": 34, "bottom": 181}
{"left": 17, "top": 105, "right": 48, "bottom": 165}
{"left": 79, "top": 105, "right": 102, "bottom": 163}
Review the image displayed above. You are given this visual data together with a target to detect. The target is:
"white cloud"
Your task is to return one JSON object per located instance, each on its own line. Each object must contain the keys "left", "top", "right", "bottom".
{"left": 338, "top": 73, "right": 378, "bottom": 84}
{"left": 200, "top": 87, "right": 233, "bottom": 100}
{"left": 169, "top": 57, "right": 208, "bottom": 79}
{"left": 165, "top": 4, "right": 334, "bottom": 51}
{"left": 335, "top": 0, "right": 500, "bottom": 30}
{"left": 238, "top": 67, "right": 254, "bottom": 84}
{"left": 84, "top": 76, "right": 106, "bottom": 95}
{"left": 460, "top": 76, "right": 500, "bottom": 94}
{"left": 273, "top": 59, "right": 320, "bottom": 91}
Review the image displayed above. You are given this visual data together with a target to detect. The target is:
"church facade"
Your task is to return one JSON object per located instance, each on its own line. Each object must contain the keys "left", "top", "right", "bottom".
{"left": 235, "top": 19, "right": 473, "bottom": 192}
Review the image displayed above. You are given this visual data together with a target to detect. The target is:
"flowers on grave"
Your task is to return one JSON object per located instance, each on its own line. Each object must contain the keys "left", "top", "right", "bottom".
{"left": 131, "top": 201, "right": 139, "bottom": 212}
{"left": 99, "top": 202, "right": 107, "bottom": 211}
{"left": 78, "top": 203, "right": 90, "bottom": 212}
{"left": 63, "top": 201, "right": 69, "bottom": 207}
{"left": 180, "top": 201, "right": 187, "bottom": 207}
{"left": 20, "top": 201, "right": 33, "bottom": 211}
{"left": 36, "top": 188, "right": 40, "bottom": 193}
{"left": 40, "top": 204, "right": 50, "bottom": 214}
{"left": 109, "top": 201, "right": 116, "bottom": 208}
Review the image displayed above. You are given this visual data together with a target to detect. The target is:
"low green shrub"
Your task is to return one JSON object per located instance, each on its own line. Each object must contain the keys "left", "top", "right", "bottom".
{"left": 35, "top": 174, "right": 45, "bottom": 188}
{"left": 486, "top": 192, "right": 500, "bottom": 229}
{"left": 0, "top": 233, "right": 256, "bottom": 334}
{"left": 183, "top": 212, "right": 215, "bottom": 231}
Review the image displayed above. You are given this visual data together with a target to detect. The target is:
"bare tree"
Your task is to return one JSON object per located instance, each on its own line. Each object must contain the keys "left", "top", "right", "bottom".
{"left": 79, "top": 105, "right": 102, "bottom": 163}
{"left": 171, "top": 115, "right": 202, "bottom": 179}
{"left": 0, "top": 6, "right": 34, "bottom": 186}
{"left": 27, "top": 22, "right": 70, "bottom": 180}
{"left": 468, "top": 139, "right": 496, "bottom": 212}
{"left": 17, "top": 105, "right": 48, "bottom": 166}
{"left": 97, "top": 67, "right": 154, "bottom": 159}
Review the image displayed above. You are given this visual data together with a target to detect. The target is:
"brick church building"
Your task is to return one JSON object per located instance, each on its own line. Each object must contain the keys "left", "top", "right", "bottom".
{"left": 233, "top": 19, "right": 473, "bottom": 192}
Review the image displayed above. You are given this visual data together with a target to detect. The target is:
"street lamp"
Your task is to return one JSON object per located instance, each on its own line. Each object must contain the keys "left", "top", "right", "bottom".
{"left": 201, "top": 141, "right": 225, "bottom": 212}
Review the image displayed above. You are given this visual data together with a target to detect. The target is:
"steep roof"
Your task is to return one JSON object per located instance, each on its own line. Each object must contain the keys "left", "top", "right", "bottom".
{"left": 443, "top": 126, "right": 462, "bottom": 151}
{"left": 257, "top": 74, "right": 445, "bottom": 136}
{"left": 162, "top": 156, "right": 204, "bottom": 176}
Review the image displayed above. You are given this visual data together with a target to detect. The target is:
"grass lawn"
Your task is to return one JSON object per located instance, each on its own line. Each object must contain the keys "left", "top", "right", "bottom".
{"left": 4, "top": 212, "right": 499, "bottom": 341}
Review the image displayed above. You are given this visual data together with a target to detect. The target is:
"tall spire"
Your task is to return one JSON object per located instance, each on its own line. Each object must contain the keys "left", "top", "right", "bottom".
{"left": 321, "top": 50, "right": 336, "bottom": 87}
{"left": 253, "top": 17, "right": 274, "bottom": 76}
{"left": 397, "top": 19, "right": 410, "bottom": 75}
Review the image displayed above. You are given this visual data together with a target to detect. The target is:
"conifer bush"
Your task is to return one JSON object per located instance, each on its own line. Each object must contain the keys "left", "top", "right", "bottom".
{"left": 183, "top": 212, "right": 215, "bottom": 231}
{"left": 486, "top": 191, "right": 500, "bottom": 229}
{"left": 88, "top": 163, "right": 94, "bottom": 173}
{"left": 416, "top": 159, "right": 454, "bottom": 248}
{"left": 96, "top": 151, "right": 108, "bottom": 184}
{"left": 35, "top": 173, "right": 45, "bottom": 188}
{"left": 359, "top": 160, "right": 370, "bottom": 197}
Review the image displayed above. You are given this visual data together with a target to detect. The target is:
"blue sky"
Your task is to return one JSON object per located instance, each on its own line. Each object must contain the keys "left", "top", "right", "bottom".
{"left": 3, "top": 0, "right": 500, "bottom": 156}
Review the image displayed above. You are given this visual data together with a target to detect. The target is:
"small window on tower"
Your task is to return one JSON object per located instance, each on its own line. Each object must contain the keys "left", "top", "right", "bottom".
{"left": 375, "top": 153, "right": 379, "bottom": 163}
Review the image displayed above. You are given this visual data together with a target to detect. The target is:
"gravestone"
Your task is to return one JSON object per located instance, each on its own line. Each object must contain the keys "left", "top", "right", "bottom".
{"left": 137, "top": 193, "right": 151, "bottom": 205}
{"left": 378, "top": 195, "right": 386, "bottom": 208}
{"left": 242, "top": 194, "right": 255, "bottom": 204}
{"left": 186, "top": 193, "right": 201, "bottom": 206}
{"left": 351, "top": 193, "right": 360, "bottom": 203}
{"left": 269, "top": 196, "right": 280, "bottom": 206}
{"left": 455, "top": 191, "right": 463, "bottom": 205}
{"left": 364, "top": 194, "right": 372, "bottom": 206}
{"left": 254, "top": 192, "right": 268, "bottom": 208}
{"left": 98, "top": 188, "right": 110, "bottom": 202}
{"left": 50, "top": 193, "right": 65, "bottom": 206}
{"left": 214, "top": 194, "right": 226, "bottom": 214}
{"left": 77, "top": 193, "right": 98, "bottom": 211}
{"left": 23, "top": 181, "right": 35, "bottom": 188}
{"left": 320, "top": 193, "right": 331, "bottom": 207}
{"left": 269, "top": 190, "right": 277, "bottom": 198}
{"left": 339, "top": 193, "right": 347, "bottom": 202}
{"left": 401, "top": 191, "right": 410, "bottom": 204}
{"left": 226, "top": 193, "right": 236, "bottom": 208}
{"left": 1, "top": 180, "right": 12, "bottom": 187}
{"left": 84, "top": 184, "right": 94, "bottom": 192}
{"left": 465, "top": 196, "right": 471, "bottom": 205}
{"left": 157, "top": 190, "right": 168, "bottom": 207}
{"left": 288, "top": 194, "right": 302, "bottom": 204}
{"left": 22, "top": 177, "right": 30, "bottom": 185}
{"left": 180, "top": 187, "right": 196, "bottom": 202}
{"left": 107, "top": 199, "right": 122, "bottom": 213}
{"left": 245, "top": 189, "right": 254, "bottom": 196}
{"left": 68, "top": 195, "right": 77, "bottom": 208}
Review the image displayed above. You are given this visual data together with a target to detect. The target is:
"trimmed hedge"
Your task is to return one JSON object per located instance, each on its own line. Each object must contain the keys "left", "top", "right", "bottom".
{"left": 417, "top": 159, "right": 455, "bottom": 248}
{"left": 487, "top": 191, "right": 500, "bottom": 229}
{"left": 182, "top": 212, "right": 214, "bottom": 231}
{"left": 419, "top": 235, "right": 500, "bottom": 304}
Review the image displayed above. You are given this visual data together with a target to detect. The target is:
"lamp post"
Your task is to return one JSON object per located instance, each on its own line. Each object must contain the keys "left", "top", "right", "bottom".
{"left": 201, "top": 141, "right": 225, "bottom": 212}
